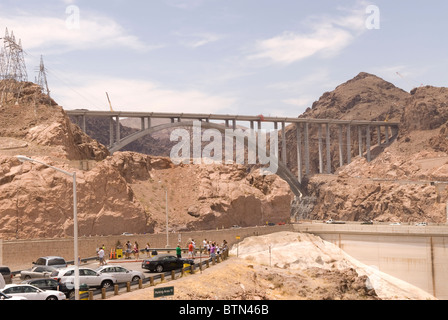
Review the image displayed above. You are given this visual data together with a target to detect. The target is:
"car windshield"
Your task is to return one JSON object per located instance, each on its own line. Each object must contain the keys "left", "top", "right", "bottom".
{"left": 0, "top": 267, "right": 10, "bottom": 275}
{"left": 50, "top": 270, "right": 60, "bottom": 277}
{"left": 48, "top": 258, "right": 66, "bottom": 266}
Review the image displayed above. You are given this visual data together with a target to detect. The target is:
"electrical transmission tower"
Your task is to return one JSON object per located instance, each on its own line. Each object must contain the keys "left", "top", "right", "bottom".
{"left": 36, "top": 55, "right": 50, "bottom": 97}
{"left": 0, "top": 27, "right": 28, "bottom": 106}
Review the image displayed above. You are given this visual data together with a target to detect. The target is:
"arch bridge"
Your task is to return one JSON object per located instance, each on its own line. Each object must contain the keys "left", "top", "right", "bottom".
{"left": 67, "top": 110, "right": 399, "bottom": 197}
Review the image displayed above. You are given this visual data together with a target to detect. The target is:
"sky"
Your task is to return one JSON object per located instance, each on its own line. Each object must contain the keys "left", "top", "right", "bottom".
{"left": 1, "top": 0, "right": 447, "bottom": 117}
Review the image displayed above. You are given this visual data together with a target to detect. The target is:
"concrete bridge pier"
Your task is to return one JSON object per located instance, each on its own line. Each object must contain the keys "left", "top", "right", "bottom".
{"left": 318, "top": 124, "right": 324, "bottom": 174}
{"left": 296, "top": 123, "right": 303, "bottom": 183}
{"left": 366, "top": 125, "right": 371, "bottom": 162}
{"left": 346, "top": 124, "right": 351, "bottom": 164}
{"left": 338, "top": 125, "right": 344, "bottom": 168}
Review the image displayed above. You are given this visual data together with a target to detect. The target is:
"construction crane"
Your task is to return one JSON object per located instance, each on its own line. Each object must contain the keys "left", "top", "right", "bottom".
{"left": 396, "top": 72, "right": 423, "bottom": 89}
{"left": 106, "top": 92, "right": 114, "bottom": 112}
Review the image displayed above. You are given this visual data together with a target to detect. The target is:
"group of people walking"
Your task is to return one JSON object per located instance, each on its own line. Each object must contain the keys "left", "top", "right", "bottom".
{"left": 97, "top": 238, "right": 229, "bottom": 264}
{"left": 181, "top": 239, "right": 228, "bottom": 260}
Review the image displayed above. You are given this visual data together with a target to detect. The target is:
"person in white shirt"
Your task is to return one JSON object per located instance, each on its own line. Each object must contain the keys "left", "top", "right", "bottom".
{"left": 98, "top": 248, "right": 106, "bottom": 266}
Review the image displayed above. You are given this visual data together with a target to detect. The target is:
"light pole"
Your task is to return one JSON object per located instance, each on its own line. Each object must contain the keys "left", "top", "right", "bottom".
{"left": 16, "top": 156, "right": 80, "bottom": 300}
{"left": 159, "top": 181, "right": 169, "bottom": 248}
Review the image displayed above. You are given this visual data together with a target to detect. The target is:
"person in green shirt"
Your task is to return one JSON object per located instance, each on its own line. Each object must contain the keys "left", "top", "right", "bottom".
{"left": 176, "top": 244, "right": 182, "bottom": 258}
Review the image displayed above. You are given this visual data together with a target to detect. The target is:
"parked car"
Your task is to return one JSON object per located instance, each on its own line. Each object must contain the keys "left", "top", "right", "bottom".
{"left": 0, "top": 266, "right": 12, "bottom": 285}
{"left": 389, "top": 222, "right": 401, "bottom": 226}
{"left": 95, "top": 265, "right": 144, "bottom": 284}
{"left": 21, "top": 278, "right": 71, "bottom": 298}
{"left": 325, "top": 219, "right": 346, "bottom": 224}
{"left": 141, "top": 254, "right": 194, "bottom": 273}
{"left": 33, "top": 256, "right": 67, "bottom": 269}
{"left": 1, "top": 284, "right": 66, "bottom": 300}
{"left": 0, "top": 291, "right": 27, "bottom": 300}
{"left": 51, "top": 267, "right": 117, "bottom": 298}
{"left": 415, "top": 222, "right": 428, "bottom": 226}
{"left": 361, "top": 220, "right": 373, "bottom": 225}
{"left": 20, "top": 266, "right": 57, "bottom": 280}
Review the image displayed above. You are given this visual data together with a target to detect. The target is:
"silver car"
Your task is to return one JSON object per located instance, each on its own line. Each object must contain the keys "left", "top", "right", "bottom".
{"left": 20, "top": 266, "right": 57, "bottom": 280}
{"left": 95, "top": 265, "right": 144, "bottom": 283}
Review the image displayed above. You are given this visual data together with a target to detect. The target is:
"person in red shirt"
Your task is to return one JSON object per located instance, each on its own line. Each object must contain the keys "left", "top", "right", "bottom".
{"left": 188, "top": 241, "right": 194, "bottom": 258}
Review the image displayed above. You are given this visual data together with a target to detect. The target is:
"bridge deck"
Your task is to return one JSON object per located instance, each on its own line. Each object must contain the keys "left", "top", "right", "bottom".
{"left": 65, "top": 109, "right": 400, "bottom": 126}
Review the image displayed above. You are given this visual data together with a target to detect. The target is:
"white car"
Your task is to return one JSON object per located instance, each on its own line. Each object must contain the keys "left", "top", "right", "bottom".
{"left": 415, "top": 222, "right": 427, "bottom": 226}
{"left": 95, "top": 265, "right": 144, "bottom": 284}
{"left": 389, "top": 222, "right": 401, "bottom": 225}
{"left": 0, "top": 291, "right": 27, "bottom": 300}
{"left": 1, "top": 284, "right": 65, "bottom": 300}
{"left": 51, "top": 267, "right": 118, "bottom": 292}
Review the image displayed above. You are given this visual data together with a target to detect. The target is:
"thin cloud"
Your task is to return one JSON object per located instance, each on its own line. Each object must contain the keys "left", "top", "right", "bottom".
{"left": 247, "top": 6, "right": 366, "bottom": 65}
{"left": 50, "top": 73, "right": 236, "bottom": 114}
{"left": 0, "top": 11, "right": 162, "bottom": 54}
{"left": 175, "top": 32, "right": 223, "bottom": 48}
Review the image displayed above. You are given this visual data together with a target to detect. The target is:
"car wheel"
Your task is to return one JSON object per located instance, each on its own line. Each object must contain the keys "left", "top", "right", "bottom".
{"left": 131, "top": 276, "right": 140, "bottom": 282}
{"left": 24, "top": 275, "right": 31, "bottom": 280}
{"left": 101, "top": 280, "right": 113, "bottom": 289}
{"left": 68, "top": 290, "right": 75, "bottom": 300}
{"left": 156, "top": 265, "right": 164, "bottom": 273}
{"left": 46, "top": 295, "right": 58, "bottom": 301}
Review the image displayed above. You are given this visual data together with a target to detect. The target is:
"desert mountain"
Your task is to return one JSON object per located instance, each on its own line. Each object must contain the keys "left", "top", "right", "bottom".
{"left": 289, "top": 72, "right": 448, "bottom": 223}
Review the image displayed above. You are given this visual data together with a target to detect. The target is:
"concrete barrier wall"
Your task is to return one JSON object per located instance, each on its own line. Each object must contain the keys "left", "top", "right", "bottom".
{"left": 293, "top": 223, "right": 448, "bottom": 299}
{"left": 0, "top": 224, "right": 294, "bottom": 271}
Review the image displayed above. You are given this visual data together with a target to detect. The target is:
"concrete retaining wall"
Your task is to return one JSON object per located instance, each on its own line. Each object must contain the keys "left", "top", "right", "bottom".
{"left": 293, "top": 223, "right": 448, "bottom": 299}
{"left": 0, "top": 225, "right": 293, "bottom": 271}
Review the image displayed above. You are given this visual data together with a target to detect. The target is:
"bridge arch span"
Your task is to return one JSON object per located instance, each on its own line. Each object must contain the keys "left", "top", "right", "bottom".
{"left": 109, "top": 121, "right": 305, "bottom": 197}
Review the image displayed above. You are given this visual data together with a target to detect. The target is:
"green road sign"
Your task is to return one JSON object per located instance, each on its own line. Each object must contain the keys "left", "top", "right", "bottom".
{"left": 154, "top": 286, "right": 174, "bottom": 298}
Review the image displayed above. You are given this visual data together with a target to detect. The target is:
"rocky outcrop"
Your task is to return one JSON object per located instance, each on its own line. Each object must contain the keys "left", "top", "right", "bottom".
{"left": 403, "top": 86, "right": 448, "bottom": 131}
{"left": 0, "top": 82, "right": 109, "bottom": 161}
{"left": 0, "top": 147, "right": 293, "bottom": 239}
{"left": 109, "top": 152, "right": 293, "bottom": 233}
{"left": 0, "top": 155, "right": 150, "bottom": 239}
{"left": 283, "top": 73, "right": 448, "bottom": 223}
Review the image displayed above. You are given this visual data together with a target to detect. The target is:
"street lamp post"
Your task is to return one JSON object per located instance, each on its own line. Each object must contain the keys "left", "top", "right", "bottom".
{"left": 16, "top": 156, "right": 80, "bottom": 300}
{"left": 159, "top": 181, "right": 169, "bottom": 248}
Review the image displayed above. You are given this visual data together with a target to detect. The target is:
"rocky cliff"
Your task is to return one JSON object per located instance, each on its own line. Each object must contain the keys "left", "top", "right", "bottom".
{"left": 290, "top": 73, "right": 448, "bottom": 223}
{"left": 0, "top": 83, "right": 292, "bottom": 239}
